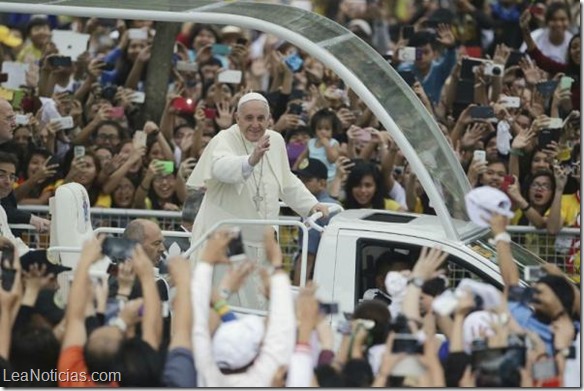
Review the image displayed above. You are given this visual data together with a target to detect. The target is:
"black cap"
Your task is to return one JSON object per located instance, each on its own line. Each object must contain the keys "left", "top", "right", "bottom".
{"left": 20, "top": 250, "right": 72, "bottom": 275}
{"left": 293, "top": 158, "right": 328, "bottom": 180}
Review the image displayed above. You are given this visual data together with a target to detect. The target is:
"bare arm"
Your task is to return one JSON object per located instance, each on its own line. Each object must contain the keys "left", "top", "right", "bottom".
{"left": 546, "top": 165, "right": 568, "bottom": 234}
{"left": 490, "top": 214, "right": 520, "bottom": 287}
{"left": 132, "top": 245, "right": 162, "bottom": 349}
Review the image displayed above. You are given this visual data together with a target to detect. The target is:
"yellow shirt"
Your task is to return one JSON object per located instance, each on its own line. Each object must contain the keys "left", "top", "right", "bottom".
{"left": 54, "top": 180, "right": 111, "bottom": 208}
{"left": 384, "top": 198, "right": 403, "bottom": 211}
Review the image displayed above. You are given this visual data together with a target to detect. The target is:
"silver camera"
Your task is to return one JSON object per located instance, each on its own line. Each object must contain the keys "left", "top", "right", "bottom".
{"left": 484, "top": 62, "right": 504, "bottom": 77}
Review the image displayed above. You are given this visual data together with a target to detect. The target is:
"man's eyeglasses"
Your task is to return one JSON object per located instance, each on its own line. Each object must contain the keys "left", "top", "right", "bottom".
{"left": 0, "top": 171, "right": 17, "bottom": 182}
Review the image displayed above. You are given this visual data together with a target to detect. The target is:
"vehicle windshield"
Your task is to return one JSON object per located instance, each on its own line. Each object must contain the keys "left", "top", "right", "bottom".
{"left": 469, "top": 232, "right": 547, "bottom": 278}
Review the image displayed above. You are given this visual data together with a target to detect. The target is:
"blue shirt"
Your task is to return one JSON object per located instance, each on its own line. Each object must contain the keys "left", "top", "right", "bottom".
{"left": 398, "top": 47, "right": 457, "bottom": 105}
{"left": 509, "top": 300, "right": 580, "bottom": 356}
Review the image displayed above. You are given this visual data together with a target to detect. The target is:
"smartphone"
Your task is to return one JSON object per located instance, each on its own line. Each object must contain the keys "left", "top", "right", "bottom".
{"left": 547, "top": 117, "right": 563, "bottom": 129}
{"left": 48, "top": 56, "right": 72, "bottom": 68}
{"left": 319, "top": 302, "right": 339, "bottom": 315}
{"left": 469, "top": 106, "right": 495, "bottom": 119}
{"left": 171, "top": 97, "right": 195, "bottom": 114}
{"left": 109, "top": 106, "right": 125, "bottom": 119}
{"left": 217, "top": 70, "right": 242, "bottom": 84}
{"left": 227, "top": 228, "right": 246, "bottom": 261}
{"left": 100, "top": 62, "right": 115, "bottom": 71}
{"left": 524, "top": 266, "right": 546, "bottom": 282}
{"left": 46, "top": 155, "right": 60, "bottom": 167}
{"left": 536, "top": 80, "right": 559, "bottom": 97}
{"left": 15, "top": 114, "right": 29, "bottom": 126}
{"left": 159, "top": 160, "right": 174, "bottom": 175}
{"left": 50, "top": 116, "right": 74, "bottom": 129}
{"left": 392, "top": 334, "right": 423, "bottom": 354}
{"left": 471, "top": 338, "right": 489, "bottom": 352}
{"left": 133, "top": 130, "right": 147, "bottom": 148}
{"left": 106, "top": 262, "right": 119, "bottom": 277}
{"left": 101, "top": 237, "right": 138, "bottom": 262}
{"left": 356, "top": 128, "right": 371, "bottom": 142}
{"left": 499, "top": 96, "right": 520, "bottom": 109}
{"left": 203, "top": 107, "right": 217, "bottom": 119}
{"left": 176, "top": 61, "right": 198, "bottom": 72}
{"left": 398, "top": 70, "right": 416, "bottom": 87}
{"left": 211, "top": 43, "right": 232, "bottom": 56}
{"left": 506, "top": 51, "right": 525, "bottom": 67}
{"left": 538, "top": 128, "right": 560, "bottom": 148}
{"left": 128, "top": 28, "right": 148, "bottom": 41}
{"left": 560, "top": 76, "right": 574, "bottom": 90}
{"left": 130, "top": 91, "right": 145, "bottom": 104}
{"left": 284, "top": 53, "right": 304, "bottom": 73}
{"left": 532, "top": 359, "right": 558, "bottom": 381}
{"left": 288, "top": 103, "right": 303, "bottom": 115}
{"left": 460, "top": 58, "right": 484, "bottom": 80}
{"left": 398, "top": 47, "right": 421, "bottom": 62}
{"left": 507, "top": 285, "right": 534, "bottom": 304}
{"left": 0, "top": 269, "right": 15, "bottom": 291}
{"left": 501, "top": 175, "right": 515, "bottom": 192}
{"left": 473, "top": 150, "right": 486, "bottom": 163}
{"left": 0, "top": 73, "right": 7, "bottom": 83}
{"left": 74, "top": 145, "right": 86, "bottom": 159}
{"left": 402, "top": 25, "right": 414, "bottom": 40}
{"left": 472, "top": 347, "right": 505, "bottom": 369}
{"left": 0, "top": 246, "right": 14, "bottom": 268}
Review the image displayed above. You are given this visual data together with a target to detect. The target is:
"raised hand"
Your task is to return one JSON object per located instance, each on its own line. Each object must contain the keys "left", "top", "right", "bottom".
{"left": 436, "top": 24, "right": 456, "bottom": 48}
{"left": 248, "top": 135, "right": 270, "bottom": 167}
{"left": 511, "top": 126, "right": 536, "bottom": 150}
{"left": 215, "top": 100, "right": 235, "bottom": 129}
{"left": 412, "top": 246, "right": 448, "bottom": 281}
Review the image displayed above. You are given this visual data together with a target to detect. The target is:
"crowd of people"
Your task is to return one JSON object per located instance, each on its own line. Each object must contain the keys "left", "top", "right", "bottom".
{"left": 0, "top": 0, "right": 580, "bottom": 387}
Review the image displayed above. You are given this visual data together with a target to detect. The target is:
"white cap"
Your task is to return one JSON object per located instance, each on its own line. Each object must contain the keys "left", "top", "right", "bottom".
{"left": 212, "top": 315, "right": 265, "bottom": 370}
{"left": 465, "top": 187, "right": 514, "bottom": 227}
{"left": 237, "top": 92, "right": 269, "bottom": 111}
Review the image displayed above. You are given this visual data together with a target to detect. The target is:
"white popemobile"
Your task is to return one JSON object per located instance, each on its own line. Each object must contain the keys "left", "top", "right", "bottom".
{"left": 6, "top": 0, "right": 566, "bottom": 320}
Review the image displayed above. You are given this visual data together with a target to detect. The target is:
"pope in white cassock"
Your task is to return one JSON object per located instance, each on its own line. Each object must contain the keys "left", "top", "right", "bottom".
{"left": 186, "top": 92, "right": 329, "bottom": 308}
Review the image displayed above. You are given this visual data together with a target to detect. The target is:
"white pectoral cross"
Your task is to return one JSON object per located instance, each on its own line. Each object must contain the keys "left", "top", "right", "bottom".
{"left": 253, "top": 193, "right": 264, "bottom": 212}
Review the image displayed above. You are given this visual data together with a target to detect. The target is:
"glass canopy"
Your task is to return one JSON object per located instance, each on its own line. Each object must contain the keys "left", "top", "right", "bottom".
{"left": 0, "top": 0, "right": 483, "bottom": 240}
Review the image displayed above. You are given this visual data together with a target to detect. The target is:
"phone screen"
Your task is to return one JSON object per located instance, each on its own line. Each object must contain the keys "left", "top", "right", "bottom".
{"left": 227, "top": 229, "right": 246, "bottom": 261}
{"left": 392, "top": 334, "right": 423, "bottom": 354}
{"left": 102, "top": 237, "right": 138, "bottom": 262}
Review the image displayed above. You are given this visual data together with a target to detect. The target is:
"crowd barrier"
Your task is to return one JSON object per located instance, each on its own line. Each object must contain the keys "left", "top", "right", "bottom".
{"left": 11, "top": 206, "right": 581, "bottom": 275}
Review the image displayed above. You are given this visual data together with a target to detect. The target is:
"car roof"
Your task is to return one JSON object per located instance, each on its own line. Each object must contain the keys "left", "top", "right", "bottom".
{"left": 329, "top": 209, "right": 487, "bottom": 242}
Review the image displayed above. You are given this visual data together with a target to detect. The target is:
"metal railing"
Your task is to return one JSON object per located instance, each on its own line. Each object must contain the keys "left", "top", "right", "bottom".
{"left": 10, "top": 206, "right": 581, "bottom": 276}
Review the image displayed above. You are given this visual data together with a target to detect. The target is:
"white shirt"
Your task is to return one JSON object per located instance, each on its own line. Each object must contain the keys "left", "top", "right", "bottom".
{"left": 0, "top": 205, "right": 30, "bottom": 256}
{"left": 520, "top": 28, "right": 573, "bottom": 64}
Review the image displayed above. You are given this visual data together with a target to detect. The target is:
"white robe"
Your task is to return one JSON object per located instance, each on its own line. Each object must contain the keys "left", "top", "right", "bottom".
{"left": 186, "top": 125, "right": 317, "bottom": 307}
{"left": 0, "top": 205, "right": 30, "bottom": 256}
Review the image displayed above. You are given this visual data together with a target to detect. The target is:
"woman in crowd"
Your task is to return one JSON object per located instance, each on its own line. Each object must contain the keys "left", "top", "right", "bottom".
{"left": 343, "top": 161, "right": 404, "bottom": 211}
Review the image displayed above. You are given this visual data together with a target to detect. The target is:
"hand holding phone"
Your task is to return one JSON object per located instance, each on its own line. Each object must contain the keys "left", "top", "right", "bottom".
{"left": 102, "top": 237, "right": 138, "bottom": 262}
{"left": 227, "top": 228, "right": 246, "bottom": 261}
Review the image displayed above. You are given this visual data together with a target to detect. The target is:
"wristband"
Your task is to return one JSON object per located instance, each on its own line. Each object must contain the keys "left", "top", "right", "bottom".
{"left": 509, "top": 148, "right": 524, "bottom": 157}
{"left": 521, "top": 203, "right": 531, "bottom": 212}
{"left": 213, "top": 299, "right": 228, "bottom": 311}
{"left": 219, "top": 288, "right": 232, "bottom": 300}
{"left": 492, "top": 232, "right": 511, "bottom": 245}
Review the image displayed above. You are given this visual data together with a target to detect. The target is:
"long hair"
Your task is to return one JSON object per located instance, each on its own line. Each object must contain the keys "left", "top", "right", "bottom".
{"left": 565, "top": 34, "right": 580, "bottom": 77}
{"left": 344, "top": 162, "right": 386, "bottom": 209}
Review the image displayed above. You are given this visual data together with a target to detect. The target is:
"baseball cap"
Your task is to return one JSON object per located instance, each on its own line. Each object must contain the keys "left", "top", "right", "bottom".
{"left": 212, "top": 315, "right": 265, "bottom": 370}
{"left": 221, "top": 25, "right": 243, "bottom": 38}
{"left": 293, "top": 158, "right": 328, "bottom": 180}
{"left": 0, "top": 26, "right": 22, "bottom": 48}
{"left": 465, "top": 187, "right": 514, "bottom": 227}
{"left": 20, "top": 250, "right": 72, "bottom": 275}
{"left": 348, "top": 19, "right": 372, "bottom": 37}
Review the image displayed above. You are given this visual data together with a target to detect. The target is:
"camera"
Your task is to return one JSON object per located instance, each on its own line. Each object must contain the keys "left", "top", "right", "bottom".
{"left": 392, "top": 333, "right": 424, "bottom": 354}
{"left": 102, "top": 237, "right": 138, "bottom": 262}
{"left": 484, "top": 62, "right": 504, "bottom": 77}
